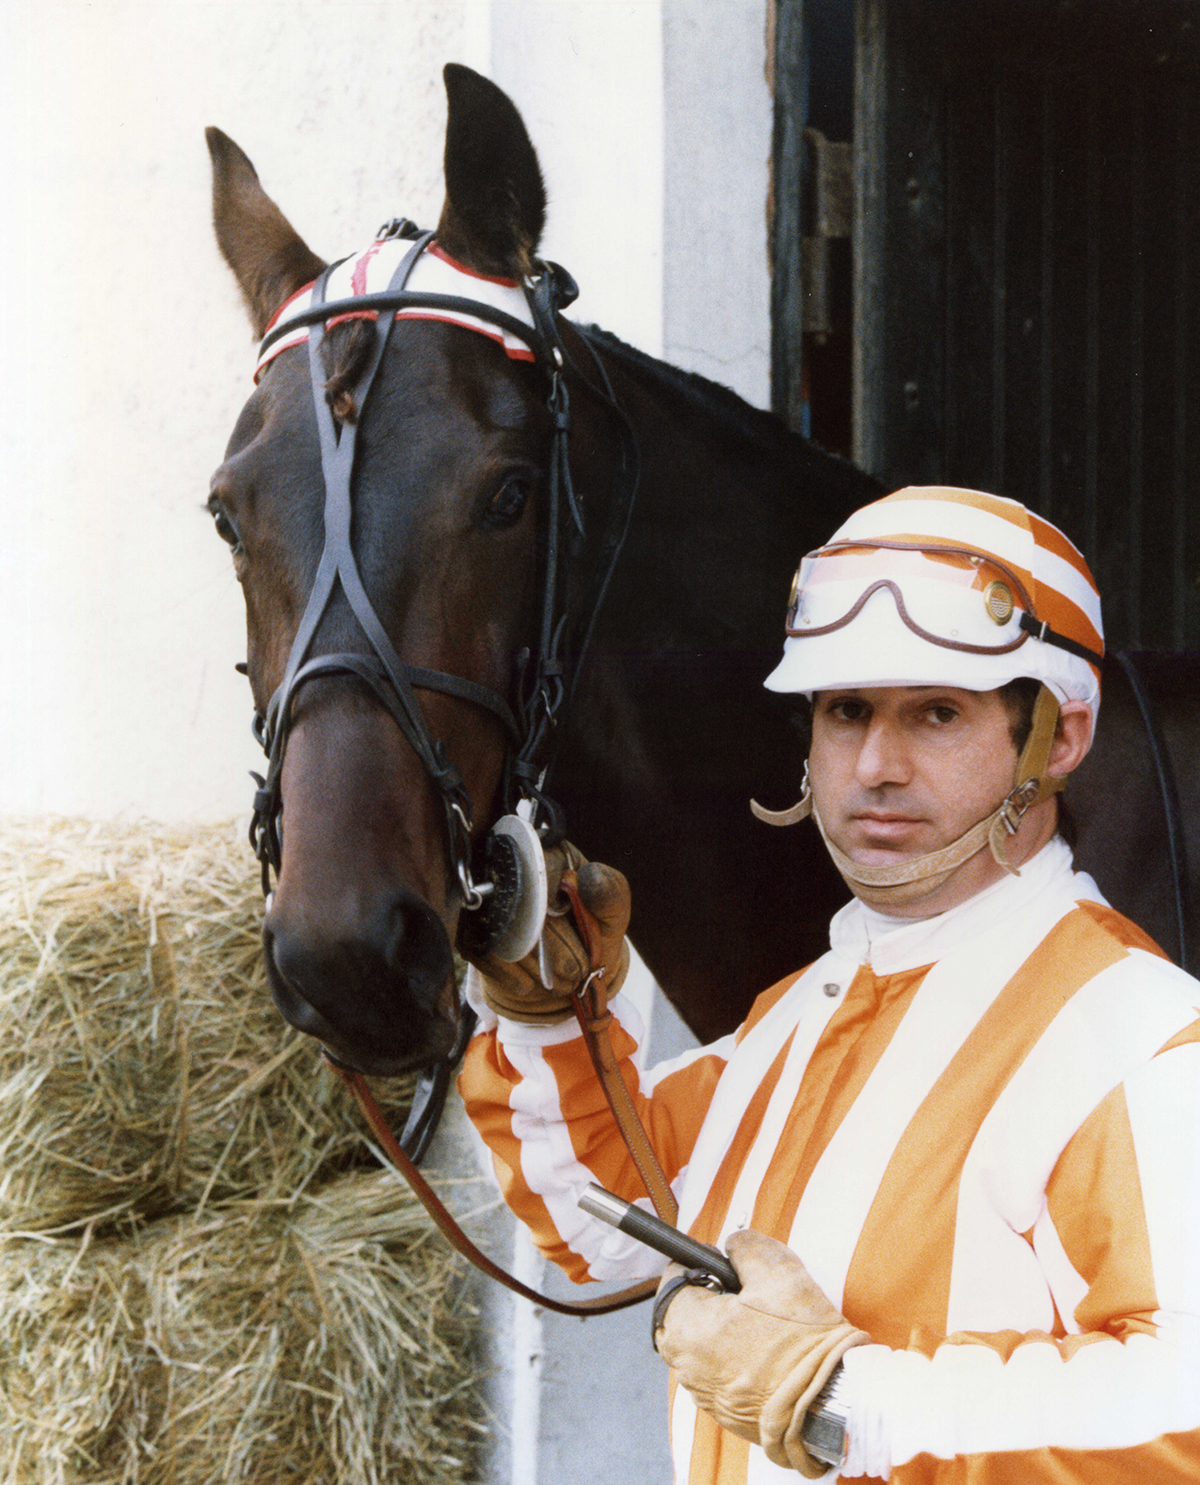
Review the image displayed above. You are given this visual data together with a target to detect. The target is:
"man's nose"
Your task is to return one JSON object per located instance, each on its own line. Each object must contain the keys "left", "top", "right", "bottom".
{"left": 855, "top": 717, "right": 911, "bottom": 788}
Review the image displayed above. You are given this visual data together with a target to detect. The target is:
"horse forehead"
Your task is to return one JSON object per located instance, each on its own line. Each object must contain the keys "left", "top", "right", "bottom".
{"left": 214, "top": 325, "right": 543, "bottom": 519}
{"left": 219, "top": 351, "right": 316, "bottom": 472}
{"left": 374, "top": 321, "right": 544, "bottom": 433}
{"left": 229, "top": 322, "right": 540, "bottom": 449}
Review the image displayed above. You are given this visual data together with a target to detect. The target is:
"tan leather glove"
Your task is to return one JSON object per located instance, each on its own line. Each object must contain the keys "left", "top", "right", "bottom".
{"left": 654, "top": 1230, "right": 869, "bottom": 1476}
{"left": 464, "top": 841, "right": 631, "bottom": 1024}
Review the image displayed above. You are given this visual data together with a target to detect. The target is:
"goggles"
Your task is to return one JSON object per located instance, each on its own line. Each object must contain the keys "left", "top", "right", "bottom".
{"left": 784, "top": 539, "right": 1103, "bottom": 667}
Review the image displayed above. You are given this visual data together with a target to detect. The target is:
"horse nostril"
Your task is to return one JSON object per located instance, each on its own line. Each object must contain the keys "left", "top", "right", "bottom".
{"left": 382, "top": 894, "right": 455, "bottom": 1014}
{"left": 261, "top": 889, "right": 456, "bottom": 1070}
{"left": 262, "top": 922, "right": 335, "bottom": 1038}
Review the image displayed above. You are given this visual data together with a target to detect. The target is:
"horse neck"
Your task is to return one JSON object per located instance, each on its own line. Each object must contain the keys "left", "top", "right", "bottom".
{"left": 569, "top": 328, "right": 880, "bottom": 654}
{"left": 547, "top": 331, "right": 877, "bottom": 972}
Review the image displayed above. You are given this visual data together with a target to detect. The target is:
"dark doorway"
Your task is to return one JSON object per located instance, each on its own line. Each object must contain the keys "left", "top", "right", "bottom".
{"left": 851, "top": 0, "right": 1200, "bottom": 651}
{"left": 771, "top": 0, "right": 857, "bottom": 458}
{"left": 773, "top": 0, "right": 1200, "bottom": 650}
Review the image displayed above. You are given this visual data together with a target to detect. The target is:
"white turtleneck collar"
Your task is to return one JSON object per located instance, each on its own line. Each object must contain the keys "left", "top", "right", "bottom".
{"left": 827, "top": 836, "right": 1106, "bottom": 976}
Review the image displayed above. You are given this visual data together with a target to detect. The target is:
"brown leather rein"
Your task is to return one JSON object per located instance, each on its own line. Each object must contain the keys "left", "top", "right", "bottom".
{"left": 326, "top": 875, "right": 677, "bottom": 1317}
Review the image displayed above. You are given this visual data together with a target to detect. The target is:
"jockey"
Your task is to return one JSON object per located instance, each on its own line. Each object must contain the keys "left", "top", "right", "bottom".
{"left": 459, "top": 486, "right": 1200, "bottom": 1482}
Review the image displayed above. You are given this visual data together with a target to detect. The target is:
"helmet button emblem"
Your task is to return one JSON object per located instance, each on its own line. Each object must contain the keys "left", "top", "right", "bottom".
{"left": 984, "top": 580, "right": 1014, "bottom": 625}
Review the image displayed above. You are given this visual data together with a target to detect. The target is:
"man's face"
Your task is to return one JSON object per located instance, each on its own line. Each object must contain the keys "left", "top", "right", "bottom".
{"left": 809, "top": 685, "right": 1033, "bottom": 916}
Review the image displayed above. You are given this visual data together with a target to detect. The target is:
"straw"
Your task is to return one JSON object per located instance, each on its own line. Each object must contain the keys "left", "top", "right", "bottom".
{"left": 0, "top": 1171, "right": 486, "bottom": 1485}
{"left": 0, "top": 818, "right": 490, "bottom": 1484}
{"left": 0, "top": 818, "right": 415, "bottom": 1233}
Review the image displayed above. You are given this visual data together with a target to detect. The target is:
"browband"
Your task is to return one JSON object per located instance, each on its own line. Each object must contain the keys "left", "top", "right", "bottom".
{"left": 259, "top": 290, "right": 542, "bottom": 364}
{"left": 255, "top": 233, "right": 550, "bottom": 379}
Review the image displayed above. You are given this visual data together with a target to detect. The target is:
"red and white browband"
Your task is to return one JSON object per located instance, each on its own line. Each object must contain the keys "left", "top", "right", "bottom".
{"left": 255, "top": 237, "right": 538, "bottom": 380}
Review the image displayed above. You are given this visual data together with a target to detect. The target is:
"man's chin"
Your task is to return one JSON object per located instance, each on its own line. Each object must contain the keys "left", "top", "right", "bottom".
{"left": 842, "top": 834, "right": 930, "bottom": 867}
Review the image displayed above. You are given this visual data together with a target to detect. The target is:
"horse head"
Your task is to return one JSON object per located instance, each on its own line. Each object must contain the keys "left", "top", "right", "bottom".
{"left": 207, "top": 67, "right": 620, "bottom": 1075}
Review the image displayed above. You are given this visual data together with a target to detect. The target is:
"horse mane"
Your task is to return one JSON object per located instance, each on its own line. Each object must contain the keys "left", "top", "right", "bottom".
{"left": 576, "top": 325, "right": 820, "bottom": 461}
{"left": 574, "top": 324, "right": 885, "bottom": 537}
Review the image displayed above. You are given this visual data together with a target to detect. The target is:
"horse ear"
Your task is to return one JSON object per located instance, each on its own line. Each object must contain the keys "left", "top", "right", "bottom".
{"left": 437, "top": 64, "right": 546, "bottom": 279}
{"left": 206, "top": 127, "right": 326, "bottom": 337}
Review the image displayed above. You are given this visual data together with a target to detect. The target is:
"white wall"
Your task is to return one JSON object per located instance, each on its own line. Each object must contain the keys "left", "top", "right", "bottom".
{"left": 1, "top": 1, "right": 464, "bottom": 820}
{"left": 0, "top": 0, "right": 770, "bottom": 824}
{"left": 489, "top": 1, "right": 664, "bottom": 356}
{"left": 663, "top": 0, "right": 773, "bottom": 403}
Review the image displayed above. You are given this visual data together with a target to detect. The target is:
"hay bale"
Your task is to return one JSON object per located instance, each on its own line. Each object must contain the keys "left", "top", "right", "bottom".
{"left": 0, "top": 818, "right": 414, "bottom": 1233}
{"left": 0, "top": 1170, "right": 485, "bottom": 1485}
{"left": 0, "top": 818, "right": 491, "bottom": 1484}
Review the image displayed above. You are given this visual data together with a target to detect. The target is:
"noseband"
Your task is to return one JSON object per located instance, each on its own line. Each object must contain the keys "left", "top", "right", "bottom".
{"left": 248, "top": 222, "right": 636, "bottom": 935}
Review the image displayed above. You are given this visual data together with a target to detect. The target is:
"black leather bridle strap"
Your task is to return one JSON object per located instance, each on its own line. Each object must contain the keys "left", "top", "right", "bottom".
{"left": 252, "top": 236, "right": 520, "bottom": 894}
{"left": 275, "top": 235, "right": 427, "bottom": 715}
{"left": 273, "top": 655, "right": 518, "bottom": 756}
{"left": 248, "top": 232, "right": 641, "bottom": 904}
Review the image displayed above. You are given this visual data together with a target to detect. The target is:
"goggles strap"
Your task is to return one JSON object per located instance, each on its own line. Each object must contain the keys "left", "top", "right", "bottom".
{"left": 802, "top": 684, "right": 1065, "bottom": 910}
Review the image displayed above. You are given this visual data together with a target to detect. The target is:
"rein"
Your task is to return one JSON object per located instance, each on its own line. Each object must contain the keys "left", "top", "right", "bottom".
{"left": 328, "top": 1058, "right": 658, "bottom": 1315}
{"left": 328, "top": 881, "right": 675, "bottom": 1317}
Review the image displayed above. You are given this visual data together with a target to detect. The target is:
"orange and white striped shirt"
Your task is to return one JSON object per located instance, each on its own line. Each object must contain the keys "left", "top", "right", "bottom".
{"left": 459, "top": 837, "right": 1200, "bottom": 1481}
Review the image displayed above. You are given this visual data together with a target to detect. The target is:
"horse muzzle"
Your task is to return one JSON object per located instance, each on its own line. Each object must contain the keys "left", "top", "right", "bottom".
{"left": 262, "top": 886, "right": 459, "bottom": 1075}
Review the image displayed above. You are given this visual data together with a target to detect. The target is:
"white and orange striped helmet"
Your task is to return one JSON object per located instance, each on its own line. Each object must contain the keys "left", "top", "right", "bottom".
{"left": 764, "top": 486, "right": 1104, "bottom": 714}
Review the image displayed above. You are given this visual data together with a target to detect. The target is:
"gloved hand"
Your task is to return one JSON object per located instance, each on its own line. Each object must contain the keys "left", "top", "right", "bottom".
{"left": 654, "top": 1230, "right": 869, "bottom": 1476}
{"left": 463, "top": 841, "right": 631, "bottom": 1024}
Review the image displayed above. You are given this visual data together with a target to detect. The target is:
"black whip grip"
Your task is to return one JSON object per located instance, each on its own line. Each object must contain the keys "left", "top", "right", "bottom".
{"left": 578, "top": 1183, "right": 741, "bottom": 1292}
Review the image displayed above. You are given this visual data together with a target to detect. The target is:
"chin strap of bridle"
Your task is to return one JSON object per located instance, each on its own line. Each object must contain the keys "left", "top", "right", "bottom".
{"left": 751, "top": 685, "right": 1066, "bottom": 909}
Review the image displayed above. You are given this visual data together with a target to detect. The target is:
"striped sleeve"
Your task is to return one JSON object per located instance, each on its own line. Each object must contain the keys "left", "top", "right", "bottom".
{"left": 458, "top": 981, "right": 735, "bottom": 1283}
{"left": 840, "top": 1015, "right": 1200, "bottom": 1481}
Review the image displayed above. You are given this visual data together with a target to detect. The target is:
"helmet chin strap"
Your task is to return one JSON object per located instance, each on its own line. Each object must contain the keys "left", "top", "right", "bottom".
{"left": 751, "top": 685, "right": 1065, "bottom": 912}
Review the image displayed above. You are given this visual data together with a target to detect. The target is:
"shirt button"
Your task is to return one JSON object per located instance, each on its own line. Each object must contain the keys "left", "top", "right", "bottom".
{"left": 823, "top": 982, "right": 841, "bottom": 997}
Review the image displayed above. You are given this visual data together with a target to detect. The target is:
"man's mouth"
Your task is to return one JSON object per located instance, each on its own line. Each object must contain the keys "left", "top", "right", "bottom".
{"left": 850, "top": 811, "right": 925, "bottom": 851}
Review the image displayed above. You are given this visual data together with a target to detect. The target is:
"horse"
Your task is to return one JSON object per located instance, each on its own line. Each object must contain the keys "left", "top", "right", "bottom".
{"left": 206, "top": 64, "right": 1196, "bottom": 1094}
{"left": 1070, "top": 649, "right": 1197, "bottom": 971}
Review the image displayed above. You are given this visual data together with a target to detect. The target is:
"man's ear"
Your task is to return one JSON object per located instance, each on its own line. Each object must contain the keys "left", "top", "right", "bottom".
{"left": 1048, "top": 701, "right": 1094, "bottom": 778}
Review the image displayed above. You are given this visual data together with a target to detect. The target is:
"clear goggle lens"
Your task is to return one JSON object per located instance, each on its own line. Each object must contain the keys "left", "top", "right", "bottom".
{"left": 785, "top": 541, "right": 1038, "bottom": 655}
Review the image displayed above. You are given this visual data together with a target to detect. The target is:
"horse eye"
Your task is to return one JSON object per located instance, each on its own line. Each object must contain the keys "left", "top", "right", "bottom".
{"left": 483, "top": 476, "right": 532, "bottom": 529}
{"left": 211, "top": 506, "right": 241, "bottom": 548}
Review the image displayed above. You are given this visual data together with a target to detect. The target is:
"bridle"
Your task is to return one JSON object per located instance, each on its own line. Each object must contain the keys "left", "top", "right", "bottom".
{"left": 230, "top": 222, "right": 679, "bottom": 1317}
{"left": 238, "top": 225, "right": 672, "bottom": 1314}
{"left": 247, "top": 221, "right": 638, "bottom": 937}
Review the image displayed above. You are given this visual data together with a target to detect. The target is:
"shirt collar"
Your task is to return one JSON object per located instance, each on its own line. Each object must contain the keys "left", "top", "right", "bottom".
{"left": 827, "top": 835, "right": 1095, "bottom": 974}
